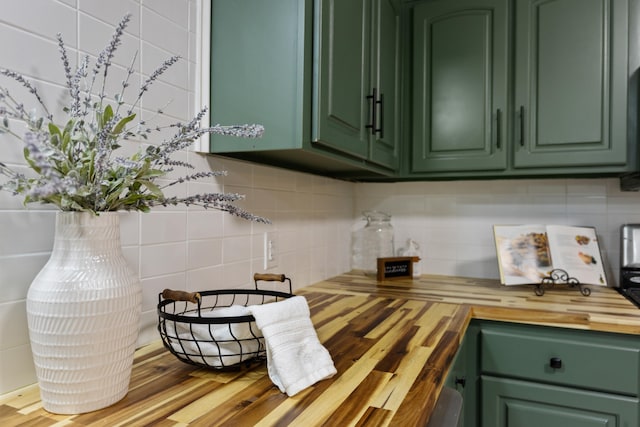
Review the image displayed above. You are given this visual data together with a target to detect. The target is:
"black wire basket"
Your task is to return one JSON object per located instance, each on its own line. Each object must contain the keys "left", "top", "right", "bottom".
{"left": 157, "top": 273, "right": 293, "bottom": 369}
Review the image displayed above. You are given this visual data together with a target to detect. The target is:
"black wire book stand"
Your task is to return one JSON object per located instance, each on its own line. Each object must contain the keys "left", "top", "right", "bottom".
{"left": 532, "top": 268, "right": 591, "bottom": 297}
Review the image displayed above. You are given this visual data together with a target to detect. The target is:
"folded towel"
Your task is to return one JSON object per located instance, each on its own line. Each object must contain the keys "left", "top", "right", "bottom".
{"left": 248, "top": 296, "right": 337, "bottom": 396}
{"left": 163, "top": 305, "right": 264, "bottom": 367}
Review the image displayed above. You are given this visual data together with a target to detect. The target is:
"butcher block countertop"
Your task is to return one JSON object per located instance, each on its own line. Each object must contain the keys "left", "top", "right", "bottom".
{"left": 2, "top": 272, "right": 639, "bottom": 426}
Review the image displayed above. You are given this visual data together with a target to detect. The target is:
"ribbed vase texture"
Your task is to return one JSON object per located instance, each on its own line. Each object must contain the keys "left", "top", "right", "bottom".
{"left": 26, "top": 212, "right": 142, "bottom": 414}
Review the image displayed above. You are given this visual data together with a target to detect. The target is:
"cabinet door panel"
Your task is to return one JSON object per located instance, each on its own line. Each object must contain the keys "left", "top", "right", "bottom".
{"left": 412, "top": 0, "right": 508, "bottom": 172}
{"left": 482, "top": 376, "right": 639, "bottom": 427}
{"left": 369, "top": 0, "right": 400, "bottom": 169}
{"left": 514, "top": 0, "right": 628, "bottom": 168}
{"left": 210, "top": 0, "right": 306, "bottom": 152}
{"left": 314, "top": 0, "right": 369, "bottom": 158}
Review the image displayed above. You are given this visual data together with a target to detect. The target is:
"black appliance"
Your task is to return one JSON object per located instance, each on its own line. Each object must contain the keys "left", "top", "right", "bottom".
{"left": 619, "top": 224, "right": 640, "bottom": 308}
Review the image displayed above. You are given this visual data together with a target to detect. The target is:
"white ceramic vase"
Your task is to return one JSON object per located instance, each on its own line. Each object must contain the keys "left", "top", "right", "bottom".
{"left": 26, "top": 211, "right": 142, "bottom": 414}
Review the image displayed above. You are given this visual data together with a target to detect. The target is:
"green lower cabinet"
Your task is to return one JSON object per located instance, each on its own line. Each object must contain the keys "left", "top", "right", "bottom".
{"left": 457, "top": 320, "right": 640, "bottom": 427}
{"left": 482, "top": 376, "right": 639, "bottom": 427}
{"left": 444, "top": 322, "right": 480, "bottom": 427}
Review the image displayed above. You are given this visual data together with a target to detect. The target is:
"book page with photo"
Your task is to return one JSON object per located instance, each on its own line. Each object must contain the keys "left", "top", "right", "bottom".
{"left": 493, "top": 224, "right": 607, "bottom": 286}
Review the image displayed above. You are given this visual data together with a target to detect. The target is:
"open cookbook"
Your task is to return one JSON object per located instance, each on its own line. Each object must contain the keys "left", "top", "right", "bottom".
{"left": 493, "top": 224, "right": 607, "bottom": 286}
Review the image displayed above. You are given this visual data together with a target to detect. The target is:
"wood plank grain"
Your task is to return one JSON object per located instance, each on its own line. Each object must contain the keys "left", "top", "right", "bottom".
{"left": 321, "top": 370, "right": 392, "bottom": 426}
{"left": 1, "top": 272, "right": 638, "bottom": 426}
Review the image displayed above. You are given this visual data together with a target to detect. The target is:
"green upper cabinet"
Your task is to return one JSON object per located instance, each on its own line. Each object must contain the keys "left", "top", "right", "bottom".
{"left": 315, "top": 0, "right": 400, "bottom": 169}
{"left": 209, "top": 0, "right": 399, "bottom": 179}
{"left": 513, "top": 0, "right": 629, "bottom": 169}
{"left": 412, "top": 0, "right": 509, "bottom": 173}
{"left": 209, "top": 0, "right": 636, "bottom": 181}
{"left": 409, "top": 0, "right": 633, "bottom": 178}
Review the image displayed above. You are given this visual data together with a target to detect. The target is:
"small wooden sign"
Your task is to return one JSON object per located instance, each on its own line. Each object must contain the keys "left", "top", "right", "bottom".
{"left": 377, "top": 256, "right": 420, "bottom": 281}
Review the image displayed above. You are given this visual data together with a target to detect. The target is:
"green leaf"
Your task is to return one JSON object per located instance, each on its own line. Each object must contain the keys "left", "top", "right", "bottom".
{"left": 102, "top": 104, "right": 114, "bottom": 128}
{"left": 48, "top": 123, "right": 61, "bottom": 138}
{"left": 112, "top": 113, "right": 136, "bottom": 135}
{"left": 139, "top": 180, "right": 163, "bottom": 197}
{"left": 23, "top": 148, "right": 41, "bottom": 174}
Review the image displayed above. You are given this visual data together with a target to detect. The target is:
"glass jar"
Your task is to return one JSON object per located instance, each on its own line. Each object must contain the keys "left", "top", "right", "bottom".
{"left": 351, "top": 211, "right": 394, "bottom": 273}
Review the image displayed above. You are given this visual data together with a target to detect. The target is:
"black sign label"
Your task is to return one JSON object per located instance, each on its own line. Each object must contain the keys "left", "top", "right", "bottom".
{"left": 376, "top": 257, "right": 419, "bottom": 281}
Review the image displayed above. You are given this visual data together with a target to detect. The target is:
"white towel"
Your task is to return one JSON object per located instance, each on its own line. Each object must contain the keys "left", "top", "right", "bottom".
{"left": 248, "top": 296, "right": 337, "bottom": 396}
{"left": 164, "top": 305, "right": 264, "bottom": 367}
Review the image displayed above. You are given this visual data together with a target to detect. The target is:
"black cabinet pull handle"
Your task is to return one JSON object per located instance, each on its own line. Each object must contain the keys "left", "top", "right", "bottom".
{"left": 366, "top": 88, "right": 384, "bottom": 138}
{"left": 550, "top": 357, "right": 562, "bottom": 369}
{"left": 366, "top": 88, "right": 377, "bottom": 136}
{"left": 454, "top": 376, "right": 466, "bottom": 388}
{"left": 496, "top": 108, "right": 502, "bottom": 149}
{"left": 377, "top": 93, "right": 384, "bottom": 139}
{"left": 519, "top": 105, "right": 525, "bottom": 146}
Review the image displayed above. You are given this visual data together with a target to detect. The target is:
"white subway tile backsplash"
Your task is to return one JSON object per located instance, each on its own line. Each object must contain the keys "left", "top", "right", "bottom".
{"left": 186, "top": 210, "right": 224, "bottom": 240}
{"left": 0, "top": 25, "right": 66, "bottom": 84}
{"left": 355, "top": 178, "right": 640, "bottom": 283}
{"left": 137, "top": 310, "right": 160, "bottom": 345}
{"left": 140, "top": 272, "right": 185, "bottom": 311}
{"left": 0, "top": 300, "right": 29, "bottom": 349}
{"left": 222, "top": 209, "right": 260, "bottom": 238}
{"left": 0, "top": 345, "right": 36, "bottom": 394}
{"left": 0, "top": 254, "right": 49, "bottom": 304}
{"left": 141, "top": 6, "right": 188, "bottom": 56}
{"left": 140, "top": 242, "right": 187, "bottom": 278}
{"left": 121, "top": 245, "right": 140, "bottom": 279}
{"left": 142, "top": 0, "right": 189, "bottom": 29}
{"left": 139, "top": 78, "right": 190, "bottom": 121}
{"left": 141, "top": 41, "right": 189, "bottom": 89}
{"left": 186, "top": 264, "right": 223, "bottom": 292}
{"left": 0, "top": 0, "right": 77, "bottom": 46}
{"left": 78, "top": 12, "right": 140, "bottom": 68}
{"left": 0, "top": 211, "right": 55, "bottom": 256}
{"left": 79, "top": 0, "right": 140, "bottom": 36}
{"left": 222, "top": 235, "right": 252, "bottom": 264}
{"left": 222, "top": 260, "right": 254, "bottom": 289}
{"left": 567, "top": 195, "right": 607, "bottom": 214}
{"left": 120, "top": 212, "right": 141, "bottom": 246}
{"left": 140, "top": 212, "right": 187, "bottom": 244}
{"left": 567, "top": 180, "right": 608, "bottom": 196}
{"left": 187, "top": 238, "right": 223, "bottom": 269}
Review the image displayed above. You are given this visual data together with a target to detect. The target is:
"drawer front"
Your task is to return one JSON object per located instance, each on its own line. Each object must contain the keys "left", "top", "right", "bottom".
{"left": 479, "top": 321, "right": 640, "bottom": 396}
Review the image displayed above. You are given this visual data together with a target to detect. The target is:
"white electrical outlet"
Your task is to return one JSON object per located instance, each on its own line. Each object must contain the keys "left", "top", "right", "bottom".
{"left": 264, "top": 231, "right": 278, "bottom": 269}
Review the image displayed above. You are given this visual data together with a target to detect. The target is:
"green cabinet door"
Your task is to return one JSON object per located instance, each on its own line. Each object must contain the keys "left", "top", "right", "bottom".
{"left": 482, "top": 376, "right": 639, "bottom": 427}
{"left": 513, "top": 0, "right": 629, "bottom": 169}
{"left": 314, "top": 0, "right": 399, "bottom": 170}
{"left": 369, "top": 0, "right": 400, "bottom": 169}
{"left": 314, "top": 0, "right": 369, "bottom": 159}
{"left": 209, "top": 0, "right": 311, "bottom": 152}
{"left": 412, "top": 0, "right": 509, "bottom": 173}
{"left": 444, "top": 322, "right": 480, "bottom": 427}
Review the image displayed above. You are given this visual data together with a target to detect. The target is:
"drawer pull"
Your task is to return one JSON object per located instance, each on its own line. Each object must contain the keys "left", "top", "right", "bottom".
{"left": 454, "top": 377, "right": 466, "bottom": 388}
{"left": 550, "top": 357, "right": 562, "bottom": 369}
